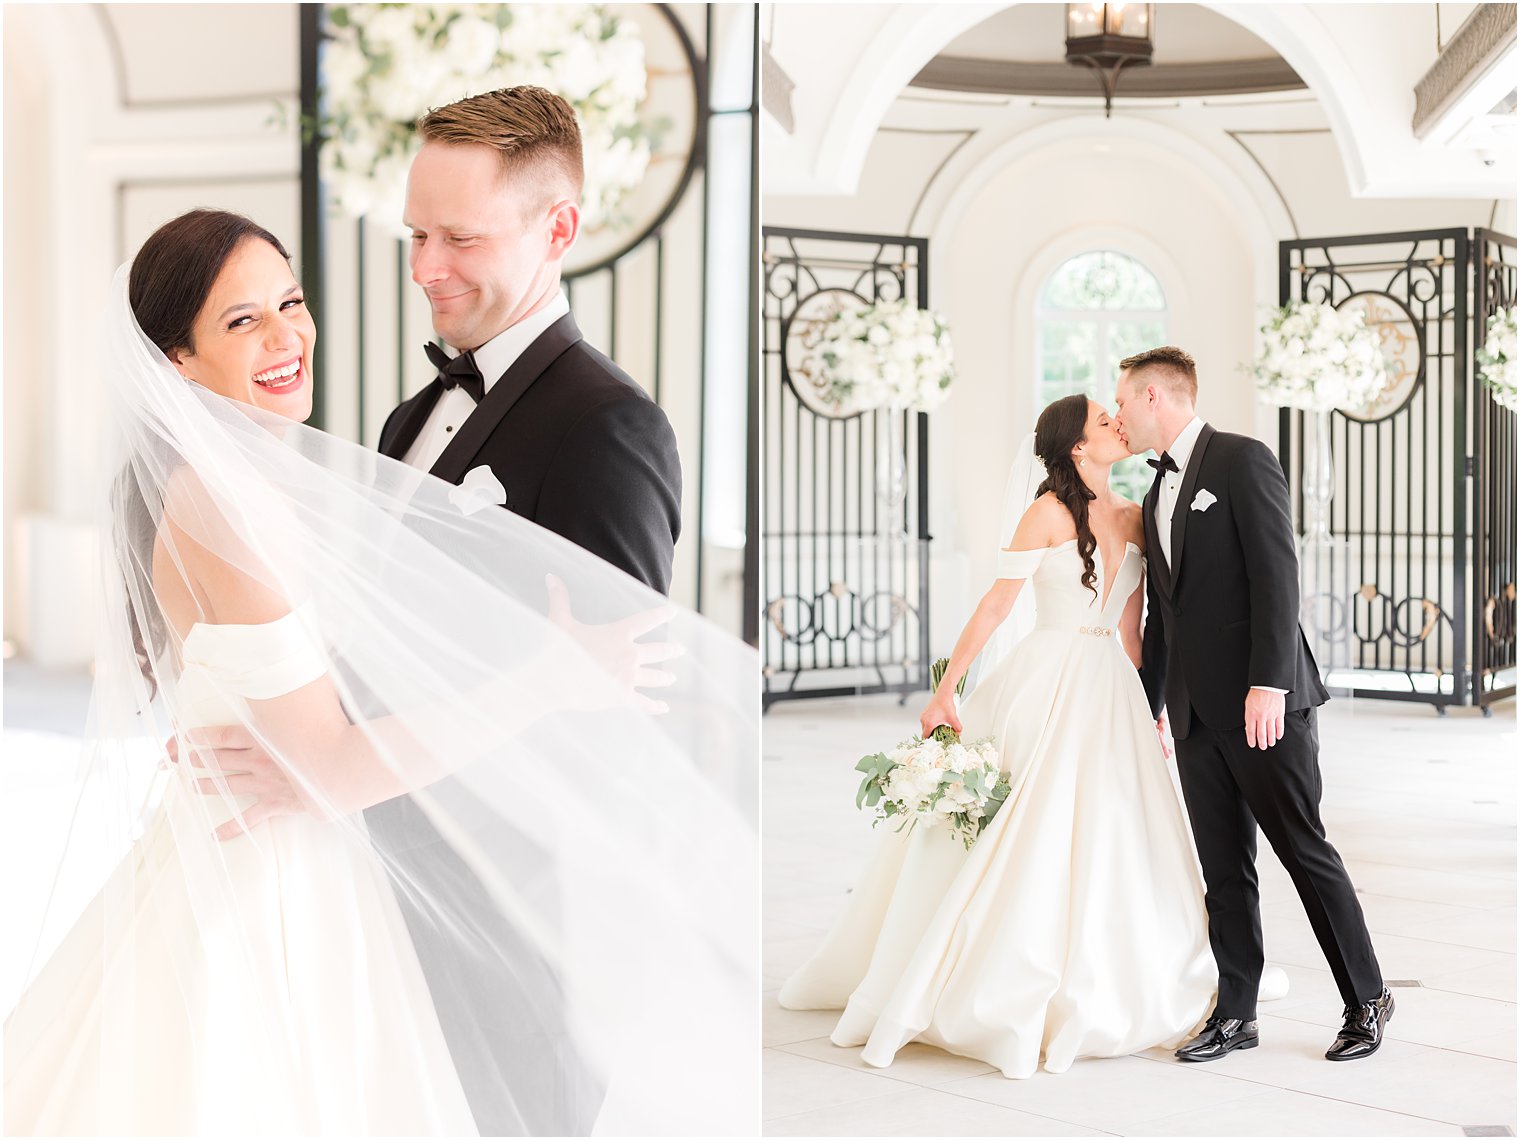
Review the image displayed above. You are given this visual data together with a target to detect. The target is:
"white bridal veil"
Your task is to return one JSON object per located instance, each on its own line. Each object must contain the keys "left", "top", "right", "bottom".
{"left": 4, "top": 268, "right": 758, "bottom": 1136}
{"left": 974, "top": 432, "right": 1044, "bottom": 686}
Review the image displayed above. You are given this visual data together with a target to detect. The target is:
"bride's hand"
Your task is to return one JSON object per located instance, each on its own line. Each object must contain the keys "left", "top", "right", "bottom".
{"left": 919, "top": 690, "right": 962, "bottom": 740}
{"left": 545, "top": 574, "right": 683, "bottom": 715}
{"left": 1155, "top": 714, "right": 1173, "bottom": 760}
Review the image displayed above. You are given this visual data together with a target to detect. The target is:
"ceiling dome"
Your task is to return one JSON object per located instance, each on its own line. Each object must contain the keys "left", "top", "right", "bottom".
{"left": 912, "top": 4, "right": 1305, "bottom": 99}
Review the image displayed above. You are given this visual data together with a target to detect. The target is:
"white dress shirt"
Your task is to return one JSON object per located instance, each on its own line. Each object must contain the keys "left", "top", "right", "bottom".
{"left": 1153, "top": 415, "right": 1205, "bottom": 571}
{"left": 1153, "top": 415, "right": 1285, "bottom": 695}
{"left": 403, "top": 291, "right": 572, "bottom": 472}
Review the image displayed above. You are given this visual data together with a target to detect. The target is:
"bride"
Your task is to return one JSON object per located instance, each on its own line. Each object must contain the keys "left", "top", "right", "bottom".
{"left": 778, "top": 393, "right": 1282, "bottom": 1079}
{"left": 4, "top": 211, "right": 756, "bottom": 1136}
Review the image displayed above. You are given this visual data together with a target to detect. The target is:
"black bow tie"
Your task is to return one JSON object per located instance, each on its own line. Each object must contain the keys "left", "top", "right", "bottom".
{"left": 424, "top": 342, "right": 485, "bottom": 404}
{"left": 1147, "top": 451, "right": 1179, "bottom": 476}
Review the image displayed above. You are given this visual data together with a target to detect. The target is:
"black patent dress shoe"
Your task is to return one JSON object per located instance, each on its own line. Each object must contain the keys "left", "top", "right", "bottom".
{"left": 1175, "top": 1016, "right": 1259, "bottom": 1062}
{"left": 1326, "top": 987, "right": 1395, "bottom": 1061}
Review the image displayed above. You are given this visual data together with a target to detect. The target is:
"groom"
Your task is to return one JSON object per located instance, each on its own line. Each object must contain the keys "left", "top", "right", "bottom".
{"left": 369, "top": 85, "right": 681, "bottom": 1134}
{"left": 385, "top": 85, "right": 681, "bottom": 589}
{"left": 1115, "top": 346, "right": 1393, "bottom": 1064}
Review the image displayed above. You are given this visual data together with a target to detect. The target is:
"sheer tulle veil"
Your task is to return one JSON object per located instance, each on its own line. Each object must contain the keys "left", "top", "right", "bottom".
{"left": 973, "top": 431, "right": 1043, "bottom": 686}
{"left": 4, "top": 266, "right": 759, "bottom": 1135}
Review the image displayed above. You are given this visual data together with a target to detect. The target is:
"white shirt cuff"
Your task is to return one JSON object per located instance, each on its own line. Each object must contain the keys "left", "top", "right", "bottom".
{"left": 1251, "top": 686, "right": 1289, "bottom": 695}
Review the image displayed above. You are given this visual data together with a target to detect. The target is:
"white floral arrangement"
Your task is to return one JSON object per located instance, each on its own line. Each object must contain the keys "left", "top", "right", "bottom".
{"left": 1246, "top": 300, "right": 1391, "bottom": 414}
{"left": 796, "top": 299, "right": 956, "bottom": 414}
{"left": 854, "top": 734, "right": 1007, "bottom": 850}
{"left": 1477, "top": 306, "right": 1518, "bottom": 413}
{"left": 316, "top": 4, "right": 658, "bottom": 232}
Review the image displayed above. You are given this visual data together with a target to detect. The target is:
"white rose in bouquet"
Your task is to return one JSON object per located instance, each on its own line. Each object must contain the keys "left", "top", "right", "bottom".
{"left": 855, "top": 733, "right": 1008, "bottom": 849}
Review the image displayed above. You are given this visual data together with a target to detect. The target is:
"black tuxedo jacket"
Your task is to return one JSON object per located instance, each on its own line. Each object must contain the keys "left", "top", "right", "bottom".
{"left": 379, "top": 312, "right": 681, "bottom": 594}
{"left": 1138, "top": 423, "right": 1329, "bottom": 739}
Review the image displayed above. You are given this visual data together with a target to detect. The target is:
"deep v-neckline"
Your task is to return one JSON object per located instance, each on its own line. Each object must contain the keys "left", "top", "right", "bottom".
{"left": 1055, "top": 537, "right": 1138, "bottom": 611}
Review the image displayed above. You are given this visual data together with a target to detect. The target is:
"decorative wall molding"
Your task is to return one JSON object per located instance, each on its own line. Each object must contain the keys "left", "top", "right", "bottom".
{"left": 1413, "top": 3, "right": 1517, "bottom": 138}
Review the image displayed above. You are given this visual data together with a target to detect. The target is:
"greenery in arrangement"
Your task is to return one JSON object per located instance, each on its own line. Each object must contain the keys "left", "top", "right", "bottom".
{"left": 1477, "top": 306, "right": 1517, "bottom": 413}
{"left": 312, "top": 4, "right": 663, "bottom": 231}
{"left": 1245, "top": 299, "right": 1391, "bottom": 414}
{"left": 797, "top": 299, "right": 956, "bottom": 415}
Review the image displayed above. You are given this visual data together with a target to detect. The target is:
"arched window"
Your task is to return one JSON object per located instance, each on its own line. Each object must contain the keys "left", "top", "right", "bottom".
{"left": 1037, "top": 250, "right": 1166, "bottom": 501}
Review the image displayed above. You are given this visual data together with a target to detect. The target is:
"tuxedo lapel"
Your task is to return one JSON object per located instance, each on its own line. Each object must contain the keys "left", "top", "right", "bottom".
{"left": 1143, "top": 470, "right": 1172, "bottom": 598}
{"left": 380, "top": 380, "right": 445, "bottom": 461}
{"left": 430, "top": 313, "right": 585, "bottom": 485}
{"left": 1170, "top": 422, "right": 1216, "bottom": 590}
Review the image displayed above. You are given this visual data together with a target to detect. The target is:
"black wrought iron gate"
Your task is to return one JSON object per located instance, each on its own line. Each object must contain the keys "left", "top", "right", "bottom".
{"left": 761, "top": 228, "right": 931, "bottom": 708}
{"left": 1279, "top": 227, "right": 1517, "bottom": 712}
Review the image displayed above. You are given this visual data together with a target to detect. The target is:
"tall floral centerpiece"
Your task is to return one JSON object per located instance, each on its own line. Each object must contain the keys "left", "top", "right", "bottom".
{"left": 1477, "top": 306, "right": 1518, "bottom": 413}
{"left": 315, "top": 4, "right": 658, "bottom": 233}
{"left": 793, "top": 299, "right": 955, "bottom": 535}
{"left": 1247, "top": 299, "right": 1391, "bottom": 670}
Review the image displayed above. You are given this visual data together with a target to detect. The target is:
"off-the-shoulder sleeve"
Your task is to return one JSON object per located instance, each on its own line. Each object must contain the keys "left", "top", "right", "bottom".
{"left": 179, "top": 604, "right": 328, "bottom": 699}
{"left": 996, "top": 547, "right": 1047, "bottom": 580}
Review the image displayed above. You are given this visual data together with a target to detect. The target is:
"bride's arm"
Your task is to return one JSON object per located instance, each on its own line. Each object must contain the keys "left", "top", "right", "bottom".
{"left": 918, "top": 496, "right": 1059, "bottom": 736}
{"left": 162, "top": 498, "right": 670, "bottom": 837}
{"left": 1119, "top": 575, "right": 1144, "bottom": 669}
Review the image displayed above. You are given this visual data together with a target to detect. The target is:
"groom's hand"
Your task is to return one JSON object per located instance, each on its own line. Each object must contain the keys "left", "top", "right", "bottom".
{"left": 165, "top": 728, "right": 314, "bottom": 841}
{"left": 544, "top": 574, "right": 682, "bottom": 715}
{"left": 1244, "top": 687, "right": 1286, "bottom": 750}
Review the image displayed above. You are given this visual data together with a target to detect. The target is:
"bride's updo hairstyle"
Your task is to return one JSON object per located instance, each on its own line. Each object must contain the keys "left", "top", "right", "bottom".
{"left": 128, "top": 208, "right": 290, "bottom": 357}
{"left": 1034, "top": 394, "right": 1099, "bottom": 599}
{"left": 119, "top": 210, "right": 291, "bottom": 698}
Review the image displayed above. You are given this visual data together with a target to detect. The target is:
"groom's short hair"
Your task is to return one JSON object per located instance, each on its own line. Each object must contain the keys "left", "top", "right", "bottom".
{"left": 1120, "top": 346, "right": 1197, "bottom": 402}
{"left": 418, "top": 86, "right": 584, "bottom": 207}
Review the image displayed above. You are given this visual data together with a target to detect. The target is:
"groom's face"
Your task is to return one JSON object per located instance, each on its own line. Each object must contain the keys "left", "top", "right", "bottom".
{"left": 404, "top": 142, "right": 578, "bottom": 352}
{"left": 1113, "top": 372, "right": 1158, "bottom": 455}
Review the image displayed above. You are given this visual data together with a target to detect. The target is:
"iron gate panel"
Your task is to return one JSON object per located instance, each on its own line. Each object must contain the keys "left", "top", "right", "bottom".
{"left": 1279, "top": 227, "right": 1517, "bottom": 711}
{"left": 1474, "top": 229, "right": 1516, "bottom": 709}
{"left": 762, "top": 228, "right": 932, "bottom": 707}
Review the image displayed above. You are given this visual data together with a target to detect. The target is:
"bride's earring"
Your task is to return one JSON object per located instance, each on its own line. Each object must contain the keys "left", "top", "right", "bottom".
{"left": 1078, "top": 456, "right": 1088, "bottom": 469}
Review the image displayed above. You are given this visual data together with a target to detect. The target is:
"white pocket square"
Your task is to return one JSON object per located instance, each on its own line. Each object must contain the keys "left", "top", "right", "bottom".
{"left": 1191, "top": 488, "right": 1217, "bottom": 512}
{"left": 449, "top": 465, "right": 507, "bottom": 515}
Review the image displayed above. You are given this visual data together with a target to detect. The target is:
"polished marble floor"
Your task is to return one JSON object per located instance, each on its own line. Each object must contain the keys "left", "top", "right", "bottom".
{"left": 763, "top": 692, "right": 1516, "bottom": 1137}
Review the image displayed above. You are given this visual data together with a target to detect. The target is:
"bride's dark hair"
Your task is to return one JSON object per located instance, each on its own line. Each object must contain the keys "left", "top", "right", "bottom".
{"left": 1034, "top": 394, "right": 1098, "bottom": 599}
{"left": 129, "top": 209, "right": 290, "bottom": 355}
{"left": 119, "top": 210, "right": 293, "bottom": 698}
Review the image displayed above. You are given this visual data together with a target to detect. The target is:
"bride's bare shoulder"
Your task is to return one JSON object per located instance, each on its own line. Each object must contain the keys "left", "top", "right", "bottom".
{"left": 158, "top": 466, "right": 287, "bottom": 624}
{"left": 1006, "top": 493, "right": 1070, "bottom": 550}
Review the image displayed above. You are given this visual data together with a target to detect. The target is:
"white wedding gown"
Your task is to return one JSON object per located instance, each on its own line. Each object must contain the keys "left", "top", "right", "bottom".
{"left": 5, "top": 609, "right": 478, "bottom": 1136}
{"left": 779, "top": 540, "right": 1222, "bottom": 1079}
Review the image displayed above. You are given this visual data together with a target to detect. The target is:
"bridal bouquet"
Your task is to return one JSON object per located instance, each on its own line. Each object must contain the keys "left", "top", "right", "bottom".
{"left": 1246, "top": 300, "right": 1390, "bottom": 413}
{"left": 797, "top": 299, "right": 955, "bottom": 415}
{"left": 1477, "top": 306, "right": 1518, "bottom": 413}
{"left": 316, "top": 4, "right": 658, "bottom": 231}
{"left": 853, "top": 660, "right": 1008, "bottom": 849}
